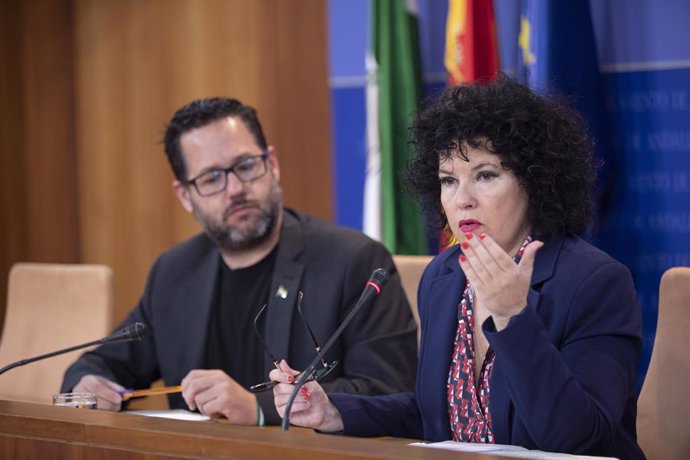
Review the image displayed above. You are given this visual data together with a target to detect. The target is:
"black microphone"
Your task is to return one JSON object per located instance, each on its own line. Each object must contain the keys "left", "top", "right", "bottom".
{"left": 0, "top": 322, "right": 147, "bottom": 376}
{"left": 105, "top": 322, "right": 147, "bottom": 342}
{"left": 281, "top": 268, "right": 387, "bottom": 431}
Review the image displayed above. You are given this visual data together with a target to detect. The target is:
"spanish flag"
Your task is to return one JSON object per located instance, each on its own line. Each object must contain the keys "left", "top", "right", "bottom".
{"left": 445, "top": 0, "right": 500, "bottom": 86}
{"left": 442, "top": 0, "right": 499, "bottom": 247}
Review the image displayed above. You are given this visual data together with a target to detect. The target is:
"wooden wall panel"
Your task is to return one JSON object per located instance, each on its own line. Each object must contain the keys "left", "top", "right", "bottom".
{"left": 1, "top": 0, "right": 331, "bottom": 331}
{"left": 0, "top": 0, "right": 28, "bottom": 333}
{"left": 73, "top": 0, "right": 332, "bottom": 322}
{"left": 0, "top": 0, "right": 79, "bottom": 335}
{"left": 21, "top": 0, "right": 80, "bottom": 263}
{"left": 273, "top": 1, "right": 333, "bottom": 215}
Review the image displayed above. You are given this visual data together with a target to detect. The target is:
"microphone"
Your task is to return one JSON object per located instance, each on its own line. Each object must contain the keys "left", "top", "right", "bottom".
{"left": 281, "top": 268, "right": 387, "bottom": 431}
{"left": 0, "top": 322, "right": 147, "bottom": 376}
{"left": 105, "top": 322, "right": 147, "bottom": 342}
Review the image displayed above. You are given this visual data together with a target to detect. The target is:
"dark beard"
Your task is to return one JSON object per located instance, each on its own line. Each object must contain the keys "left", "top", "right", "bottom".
{"left": 196, "top": 185, "right": 282, "bottom": 252}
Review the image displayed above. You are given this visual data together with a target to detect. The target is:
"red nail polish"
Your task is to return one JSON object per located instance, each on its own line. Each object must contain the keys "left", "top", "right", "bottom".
{"left": 479, "top": 232, "right": 486, "bottom": 240}
{"left": 303, "top": 394, "right": 311, "bottom": 401}
{"left": 286, "top": 375, "right": 294, "bottom": 383}
{"left": 459, "top": 255, "right": 467, "bottom": 262}
{"left": 464, "top": 232, "right": 473, "bottom": 240}
{"left": 299, "top": 387, "right": 308, "bottom": 394}
{"left": 461, "top": 242, "right": 469, "bottom": 250}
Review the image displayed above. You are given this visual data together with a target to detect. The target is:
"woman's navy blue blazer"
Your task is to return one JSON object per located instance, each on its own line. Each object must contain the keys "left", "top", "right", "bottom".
{"left": 330, "top": 235, "right": 645, "bottom": 460}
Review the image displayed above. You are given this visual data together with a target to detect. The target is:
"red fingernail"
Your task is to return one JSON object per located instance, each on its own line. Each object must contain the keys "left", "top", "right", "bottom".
{"left": 464, "top": 232, "right": 473, "bottom": 240}
{"left": 459, "top": 255, "right": 467, "bottom": 262}
{"left": 479, "top": 233, "right": 486, "bottom": 240}
{"left": 461, "top": 242, "right": 469, "bottom": 250}
{"left": 299, "top": 387, "right": 308, "bottom": 394}
{"left": 303, "top": 394, "right": 311, "bottom": 401}
{"left": 286, "top": 375, "right": 294, "bottom": 383}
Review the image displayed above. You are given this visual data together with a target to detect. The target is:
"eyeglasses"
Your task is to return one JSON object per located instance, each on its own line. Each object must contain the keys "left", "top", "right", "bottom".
{"left": 249, "top": 291, "right": 338, "bottom": 393}
{"left": 186, "top": 152, "right": 269, "bottom": 197}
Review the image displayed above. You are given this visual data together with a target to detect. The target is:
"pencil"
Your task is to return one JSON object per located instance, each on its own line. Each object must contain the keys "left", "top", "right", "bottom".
{"left": 119, "top": 385, "right": 183, "bottom": 400}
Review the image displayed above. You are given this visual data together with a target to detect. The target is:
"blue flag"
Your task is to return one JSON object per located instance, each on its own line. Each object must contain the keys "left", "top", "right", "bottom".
{"left": 515, "top": 0, "right": 658, "bottom": 390}
{"left": 516, "top": 0, "right": 614, "bottom": 237}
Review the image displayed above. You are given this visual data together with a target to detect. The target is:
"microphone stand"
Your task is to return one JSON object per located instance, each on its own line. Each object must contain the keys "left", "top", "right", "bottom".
{"left": 0, "top": 322, "right": 146, "bottom": 376}
{"left": 281, "top": 269, "right": 387, "bottom": 431}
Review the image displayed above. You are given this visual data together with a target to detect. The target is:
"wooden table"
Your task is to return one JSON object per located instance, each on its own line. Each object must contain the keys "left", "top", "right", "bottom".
{"left": 0, "top": 400, "right": 504, "bottom": 459}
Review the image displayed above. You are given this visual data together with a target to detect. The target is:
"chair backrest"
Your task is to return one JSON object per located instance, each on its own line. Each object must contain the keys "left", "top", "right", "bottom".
{"left": 393, "top": 255, "right": 432, "bottom": 344}
{"left": 637, "top": 267, "right": 690, "bottom": 460}
{"left": 0, "top": 263, "right": 115, "bottom": 404}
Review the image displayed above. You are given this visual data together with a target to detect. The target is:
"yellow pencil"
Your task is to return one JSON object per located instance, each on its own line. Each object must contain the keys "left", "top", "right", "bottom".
{"left": 120, "top": 385, "right": 183, "bottom": 400}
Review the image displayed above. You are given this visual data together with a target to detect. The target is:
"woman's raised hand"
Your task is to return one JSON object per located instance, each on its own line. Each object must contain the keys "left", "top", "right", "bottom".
{"left": 458, "top": 232, "right": 543, "bottom": 330}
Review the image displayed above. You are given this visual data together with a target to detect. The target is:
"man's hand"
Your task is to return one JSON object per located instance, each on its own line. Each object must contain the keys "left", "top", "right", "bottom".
{"left": 73, "top": 375, "right": 126, "bottom": 411}
{"left": 181, "top": 369, "right": 258, "bottom": 424}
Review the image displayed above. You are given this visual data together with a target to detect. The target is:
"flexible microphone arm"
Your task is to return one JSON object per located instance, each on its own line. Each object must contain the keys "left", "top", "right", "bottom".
{"left": 281, "top": 268, "right": 387, "bottom": 431}
{"left": 0, "top": 322, "right": 147, "bottom": 376}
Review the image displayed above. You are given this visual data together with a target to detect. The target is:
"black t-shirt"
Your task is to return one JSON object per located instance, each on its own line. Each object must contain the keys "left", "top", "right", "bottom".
{"left": 204, "top": 246, "right": 278, "bottom": 388}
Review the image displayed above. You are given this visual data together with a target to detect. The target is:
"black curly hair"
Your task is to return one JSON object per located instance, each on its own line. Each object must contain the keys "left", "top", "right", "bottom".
{"left": 406, "top": 75, "right": 596, "bottom": 242}
{"left": 163, "top": 98, "right": 267, "bottom": 181}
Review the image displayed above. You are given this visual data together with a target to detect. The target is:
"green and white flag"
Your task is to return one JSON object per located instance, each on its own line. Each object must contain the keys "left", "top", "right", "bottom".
{"left": 364, "top": 0, "right": 427, "bottom": 255}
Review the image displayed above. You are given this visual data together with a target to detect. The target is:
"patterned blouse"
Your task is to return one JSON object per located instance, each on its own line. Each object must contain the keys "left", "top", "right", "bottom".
{"left": 446, "top": 236, "right": 532, "bottom": 443}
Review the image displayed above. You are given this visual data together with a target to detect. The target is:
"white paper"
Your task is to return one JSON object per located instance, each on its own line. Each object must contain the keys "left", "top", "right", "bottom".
{"left": 410, "top": 441, "right": 527, "bottom": 453}
{"left": 410, "top": 441, "right": 618, "bottom": 459}
{"left": 126, "top": 409, "right": 211, "bottom": 421}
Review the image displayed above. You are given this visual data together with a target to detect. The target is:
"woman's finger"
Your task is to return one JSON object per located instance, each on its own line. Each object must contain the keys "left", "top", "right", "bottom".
{"left": 269, "top": 359, "right": 299, "bottom": 383}
{"left": 460, "top": 242, "right": 484, "bottom": 283}
{"left": 476, "top": 232, "right": 519, "bottom": 272}
{"left": 518, "top": 240, "right": 544, "bottom": 274}
{"left": 460, "top": 236, "right": 504, "bottom": 288}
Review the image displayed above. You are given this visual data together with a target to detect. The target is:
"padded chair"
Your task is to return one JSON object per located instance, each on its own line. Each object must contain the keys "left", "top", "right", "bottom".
{"left": 637, "top": 267, "right": 690, "bottom": 459}
{"left": 0, "top": 263, "right": 115, "bottom": 404}
{"left": 393, "top": 255, "right": 432, "bottom": 344}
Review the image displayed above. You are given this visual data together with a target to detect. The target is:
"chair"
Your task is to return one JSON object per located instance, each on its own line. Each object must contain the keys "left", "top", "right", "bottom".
{"left": 0, "top": 263, "right": 115, "bottom": 404}
{"left": 393, "top": 255, "right": 432, "bottom": 344}
{"left": 637, "top": 267, "right": 690, "bottom": 460}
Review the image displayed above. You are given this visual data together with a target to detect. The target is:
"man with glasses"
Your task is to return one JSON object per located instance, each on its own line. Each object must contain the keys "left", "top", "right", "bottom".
{"left": 62, "top": 98, "right": 418, "bottom": 425}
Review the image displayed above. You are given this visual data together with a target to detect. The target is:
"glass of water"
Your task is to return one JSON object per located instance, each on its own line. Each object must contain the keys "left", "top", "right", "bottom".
{"left": 52, "top": 392, "right": 97, "bottom": 409}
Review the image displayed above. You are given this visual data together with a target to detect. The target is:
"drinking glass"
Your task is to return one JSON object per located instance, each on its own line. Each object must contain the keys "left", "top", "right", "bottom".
{"left": 52, "top": 392, "right": 97, "bottom": 409}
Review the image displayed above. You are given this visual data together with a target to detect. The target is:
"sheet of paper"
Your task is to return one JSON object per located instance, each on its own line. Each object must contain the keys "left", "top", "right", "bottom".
{"left": 409, "top": 441, "right": 618, "bottom": 459}
{"left": 126, "top": 409, "right": 211, "bottom": 421}
{"left": 410, "top": 441, "right": 527, "bottom": 453}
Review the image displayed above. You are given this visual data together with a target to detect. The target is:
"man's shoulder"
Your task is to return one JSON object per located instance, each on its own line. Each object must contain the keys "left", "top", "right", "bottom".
{"left": 156, "top": 232, "right": 217, "bottom": 265}
{"left": 286, "top": 208, "right": 387, "bottom": 252}
{"left": 142, "top": 232, "right": 218, "bottom": 289}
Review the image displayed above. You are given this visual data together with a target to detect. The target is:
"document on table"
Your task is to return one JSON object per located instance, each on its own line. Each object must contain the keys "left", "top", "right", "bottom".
{"left": 410, "top": 441, "right": 618, "bottom": 459}
{"left": 126, "top": 409, "right": 211, "bottom": 421}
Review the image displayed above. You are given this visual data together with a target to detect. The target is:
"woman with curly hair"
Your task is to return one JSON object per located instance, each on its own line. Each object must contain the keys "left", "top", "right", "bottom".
{"left": 270, "top": 76, "right": 645, "bottom": 459}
